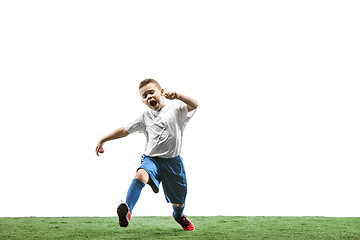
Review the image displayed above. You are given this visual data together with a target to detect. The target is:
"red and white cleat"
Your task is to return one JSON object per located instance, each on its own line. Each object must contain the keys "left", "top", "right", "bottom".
{"left": 117, "top": 203, "right": 131, "bottom": 227}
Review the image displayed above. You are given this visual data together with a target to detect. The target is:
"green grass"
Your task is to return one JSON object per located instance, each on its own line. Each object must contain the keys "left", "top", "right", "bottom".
{"left": 0, "top": 216, "right": 359, "bottom": 239}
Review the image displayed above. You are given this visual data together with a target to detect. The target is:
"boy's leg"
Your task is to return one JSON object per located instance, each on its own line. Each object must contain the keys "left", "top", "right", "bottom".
{"left": 118, "top": 169, "right": 148, "bottom": 227}
{"left": 172, "top": 203, "right": 185, "bottom": 220}
{"left": 161, "top": 156, "right": 195, "bottom": 231}
{"left": 126, "top": 169, "right": 148, "bottom": 213}
{"left": 172, "top": 203, "right": 195, "bottom": 231}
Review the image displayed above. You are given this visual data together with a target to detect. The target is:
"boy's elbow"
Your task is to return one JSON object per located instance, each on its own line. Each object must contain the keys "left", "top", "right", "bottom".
{"left": 123, "top": 130, "right": 130, "bottom": 137}
{"left": 121, "top": 128, "right": 130, "bottom": 137}
{"left": 188, "top": 103, "right": 198, "bottom": 112}
{"left": 193, "top": 100, "right": 199, "bottom": 109}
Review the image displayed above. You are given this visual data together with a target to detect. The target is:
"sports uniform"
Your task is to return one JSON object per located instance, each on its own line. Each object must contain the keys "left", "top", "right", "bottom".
{"left": 96, "top": 79, "right": 197, "bottom": 231}
{"left": 124, "top": 100, "right": 195, "bottom": 204}
{"left": 116, "top": 100, "right": 196, "bottom": 231}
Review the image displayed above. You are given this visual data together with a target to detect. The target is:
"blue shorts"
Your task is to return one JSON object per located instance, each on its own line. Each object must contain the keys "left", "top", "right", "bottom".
{"left": 138, "top": 154, "right": 187, "bottom": 204}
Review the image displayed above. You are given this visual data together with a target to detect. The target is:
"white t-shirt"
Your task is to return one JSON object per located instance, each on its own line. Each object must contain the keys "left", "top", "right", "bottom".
{"left": 124, "top": 100, "right": 196, "bottom": 158}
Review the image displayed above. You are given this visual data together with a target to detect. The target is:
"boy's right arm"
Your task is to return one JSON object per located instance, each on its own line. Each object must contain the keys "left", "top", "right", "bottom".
{"left": 95, "top": 127, "right": 129, "bottom": 156}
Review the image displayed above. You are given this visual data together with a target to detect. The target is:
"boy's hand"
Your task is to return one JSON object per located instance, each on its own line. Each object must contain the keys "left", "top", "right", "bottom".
{"left": 95, "top": 142, "right": 105, "bottom": 156}
{"left": 164, "top": 91, "right": 180, "bottom": 100}
{"left": 166, "top": 92, "right": 198, "bottom": 112}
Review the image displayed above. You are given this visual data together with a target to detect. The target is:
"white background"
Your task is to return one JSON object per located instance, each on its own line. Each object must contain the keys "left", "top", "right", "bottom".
{"left": 1, "top": 1, "right": 359, "bottom": 217}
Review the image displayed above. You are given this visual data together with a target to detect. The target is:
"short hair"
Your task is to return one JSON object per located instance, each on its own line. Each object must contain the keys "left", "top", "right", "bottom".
{"left": 139, "top": 78, "right": 161, "bottom": 90}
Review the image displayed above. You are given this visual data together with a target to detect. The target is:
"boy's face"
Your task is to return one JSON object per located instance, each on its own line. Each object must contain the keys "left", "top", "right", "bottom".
{"left": 139, "top": 83, "right": 165, "bottom": 111}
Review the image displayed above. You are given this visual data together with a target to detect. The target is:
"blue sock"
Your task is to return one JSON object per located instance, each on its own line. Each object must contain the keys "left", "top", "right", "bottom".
{"left": 172, "top": 204, "right": 185, "bottom": 220}
{"left": 125, "top": 179, "right": 145, "bottom": 213}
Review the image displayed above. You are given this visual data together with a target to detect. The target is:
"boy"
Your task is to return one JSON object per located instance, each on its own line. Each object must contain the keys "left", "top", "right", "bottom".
{"left": 95, "top": 79, "right": 198, "bottom": 231}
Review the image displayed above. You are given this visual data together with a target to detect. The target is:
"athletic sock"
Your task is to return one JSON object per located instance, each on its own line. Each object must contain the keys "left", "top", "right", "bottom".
{"left": 125, "top": 179, "right": 145, "bottom": 213}
{"left": 172, "top": 204, "right": 185, "bottom": 220}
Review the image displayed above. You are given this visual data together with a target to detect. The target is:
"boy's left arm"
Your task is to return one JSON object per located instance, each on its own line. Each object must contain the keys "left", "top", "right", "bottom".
{"left": 165, "top": 91, "right": 198, "bottom": 112}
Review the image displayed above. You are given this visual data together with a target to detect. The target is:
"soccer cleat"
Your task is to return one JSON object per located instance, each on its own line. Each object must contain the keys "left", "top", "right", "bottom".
{"left": 117, "top": 203, "right": 131, "bottom": 227}
{"left": 173, "top": 213, "right": 195, "bottom": 231}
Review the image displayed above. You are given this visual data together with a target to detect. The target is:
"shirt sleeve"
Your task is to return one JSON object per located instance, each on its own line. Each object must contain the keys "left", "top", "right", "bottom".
{"left": 177, "top": 101, "right": 196, "bottom": 125}
{"left": 124, "top": 115, "right": 145, "bottom": 134}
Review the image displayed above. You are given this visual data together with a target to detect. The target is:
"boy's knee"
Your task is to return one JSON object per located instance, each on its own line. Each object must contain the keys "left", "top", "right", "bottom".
{"left": 135, "top": 168, "right": 149, "bottom": 184}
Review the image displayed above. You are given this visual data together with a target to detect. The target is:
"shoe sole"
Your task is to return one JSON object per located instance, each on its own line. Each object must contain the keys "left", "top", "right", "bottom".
{"left": 117, "top": 203, "right": 129, "bottom": 227}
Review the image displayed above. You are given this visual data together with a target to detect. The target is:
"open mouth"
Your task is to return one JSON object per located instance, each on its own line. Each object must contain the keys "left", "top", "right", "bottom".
{"left": 150, "top": 100, "right": 158, "bottom": 107}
